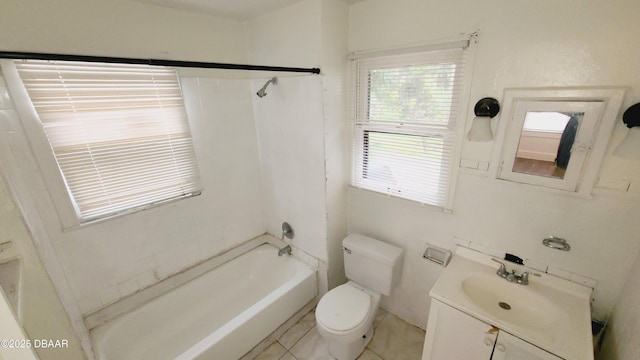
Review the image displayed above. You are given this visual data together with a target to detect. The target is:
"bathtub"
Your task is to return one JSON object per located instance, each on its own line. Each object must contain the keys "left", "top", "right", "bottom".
{"left": 90, "top": 243, "right": 317, "bottom": 360}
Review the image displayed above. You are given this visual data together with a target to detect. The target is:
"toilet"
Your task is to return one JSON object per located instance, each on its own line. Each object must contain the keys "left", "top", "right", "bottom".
{"left": 315, "top": 234, "right": 403, "bottom": 360}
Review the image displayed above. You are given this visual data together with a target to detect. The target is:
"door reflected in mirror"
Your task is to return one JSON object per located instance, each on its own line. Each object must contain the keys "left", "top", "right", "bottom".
{"left": 512, "top": 112, "right": 584, "bottom": 179}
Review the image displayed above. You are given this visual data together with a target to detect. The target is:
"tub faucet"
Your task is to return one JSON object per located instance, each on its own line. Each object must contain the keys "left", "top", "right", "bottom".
{"left": 278, "top": 245, "right": 292, "bottom": 257}
{"left": 492, "top": 258, "right": 529, "bottom": 285}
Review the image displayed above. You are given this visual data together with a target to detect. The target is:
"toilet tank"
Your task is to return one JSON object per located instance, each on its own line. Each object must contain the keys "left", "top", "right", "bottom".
{"left": 343, "top": 234, "right": 403, "bottom": 296}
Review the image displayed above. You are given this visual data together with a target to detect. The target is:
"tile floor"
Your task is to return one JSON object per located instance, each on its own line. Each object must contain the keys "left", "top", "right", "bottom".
{"left": 253, "top": 308, "right": 425, "bottom": 360}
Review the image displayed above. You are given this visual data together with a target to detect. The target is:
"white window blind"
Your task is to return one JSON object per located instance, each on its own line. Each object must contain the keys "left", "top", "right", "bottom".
{"left": 15, "top": 60, "right": 202, "bottom": 221}
{"left": 351, "top": 46, "right": 466, "bottom": 206}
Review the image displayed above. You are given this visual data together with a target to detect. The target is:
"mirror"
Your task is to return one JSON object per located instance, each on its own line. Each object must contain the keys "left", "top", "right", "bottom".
{"left": 512, "top": 111, "right": 584, "bottom": 179}
{"left": 492, "top": 88, "right": 626, "bottom": 195}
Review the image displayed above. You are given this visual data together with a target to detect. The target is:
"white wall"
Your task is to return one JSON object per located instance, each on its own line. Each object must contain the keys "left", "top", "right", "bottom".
{"left": 598, "top": 250, "right": 640, "bottom": 360}
{"left": 349, "top": 0, "right": 640, "bottom": 328}
{"left": 320, "top": 0, "right": 350, "bottom": 288}
{"left": 0, "top": 0, "right": 247, "bottom": 64}
{"left": 245, "top": 0, "right": 321, "bottom": 69}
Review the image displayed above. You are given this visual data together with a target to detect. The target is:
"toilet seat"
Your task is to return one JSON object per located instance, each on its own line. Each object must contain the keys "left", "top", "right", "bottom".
{"left": 316, "top": 283, "right": 372, "bottom": 333}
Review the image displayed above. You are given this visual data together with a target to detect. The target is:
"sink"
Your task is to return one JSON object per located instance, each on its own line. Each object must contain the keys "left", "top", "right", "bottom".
{"left": 429, "top": 246, "right": 594, "bottom": 360}
{"left": 461, "top": 275, "right": 562, "bottom": 330}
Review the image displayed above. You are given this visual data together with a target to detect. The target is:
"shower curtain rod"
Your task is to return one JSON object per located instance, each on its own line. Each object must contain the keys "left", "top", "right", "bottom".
{"left": 0, "top": 51, "right": 322, "bottom": 74}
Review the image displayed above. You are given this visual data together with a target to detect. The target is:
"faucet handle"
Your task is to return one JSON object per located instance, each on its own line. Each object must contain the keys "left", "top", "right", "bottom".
{"left": 281, "top": 222, "right": 294, "bottom": 240}
{"left": 491, "top": 258, "right": 508, "bottom": 275}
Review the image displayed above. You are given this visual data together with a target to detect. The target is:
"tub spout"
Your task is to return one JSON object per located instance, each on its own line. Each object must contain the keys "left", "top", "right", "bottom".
{"left": 278, "top": 245, "right": 292, "bottom": 257}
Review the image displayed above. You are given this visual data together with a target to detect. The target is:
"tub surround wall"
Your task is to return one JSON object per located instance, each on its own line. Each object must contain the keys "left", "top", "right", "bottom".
{"left": 250, "top": 75, "right": 328, "bottom": 261}
{"left": 348, "top": 0, "right": 640, "bottom": 328}
{"left": 246, "top": 0, "right": 350, "bottom": 287}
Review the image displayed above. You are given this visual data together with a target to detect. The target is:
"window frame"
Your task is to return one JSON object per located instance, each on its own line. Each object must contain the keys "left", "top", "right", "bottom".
{"left": 0, "top": 60, "right": 202, "bottom": 229}
{"left": 350, "top": 40, "right": 474, "bottom": 210}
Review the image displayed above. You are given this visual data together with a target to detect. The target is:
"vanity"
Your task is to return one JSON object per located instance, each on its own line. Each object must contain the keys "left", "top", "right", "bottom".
{"left": 422, "top": 247, "right": 593, "bottom": 360}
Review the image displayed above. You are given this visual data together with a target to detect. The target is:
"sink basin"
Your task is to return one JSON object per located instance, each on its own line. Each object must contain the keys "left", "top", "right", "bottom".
{"left": 461, "top": 276, "right": 563, "bottom": 330}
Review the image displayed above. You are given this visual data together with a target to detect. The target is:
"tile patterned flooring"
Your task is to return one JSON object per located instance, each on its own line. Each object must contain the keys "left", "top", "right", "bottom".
{"left": 253, "top": 308, "right": 425, "bottom": 360}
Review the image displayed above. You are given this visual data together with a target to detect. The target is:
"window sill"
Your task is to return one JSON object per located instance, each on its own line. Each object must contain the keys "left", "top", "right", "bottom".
{"left": 346, "top": 185, "right": 453, "bottom": 214}
{"left": 62, "top": 191, "right": 202, "bottom": 232}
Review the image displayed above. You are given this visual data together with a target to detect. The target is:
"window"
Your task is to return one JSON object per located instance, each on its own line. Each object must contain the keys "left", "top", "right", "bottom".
{"left": 351, "top": 45, "right": 467, "bottom": 207}
{"left": 523, "top": 112, "right": 572, "bottom": 133}
{"left": 12, "top": 60, "right": 202, "bottom": 223}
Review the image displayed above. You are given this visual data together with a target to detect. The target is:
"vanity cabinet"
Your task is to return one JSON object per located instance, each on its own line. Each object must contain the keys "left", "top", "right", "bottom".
{"left": 423, "top": 300, "right": 562, "bottom": 360}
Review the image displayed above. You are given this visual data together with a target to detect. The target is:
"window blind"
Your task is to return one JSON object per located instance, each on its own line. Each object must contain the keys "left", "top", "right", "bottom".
{"left": 15, "top": 60, "right": 202, "bottom": 221}
{"left": 351, "top": 47, "right": 466, "bottom": 206}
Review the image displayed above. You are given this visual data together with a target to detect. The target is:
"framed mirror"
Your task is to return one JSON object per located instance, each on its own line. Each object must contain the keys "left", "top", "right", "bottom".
{"left": 492, "top": 88, "right": 626, "bottom": 195}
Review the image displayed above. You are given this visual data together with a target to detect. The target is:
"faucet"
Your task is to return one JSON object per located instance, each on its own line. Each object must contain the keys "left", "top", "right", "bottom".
{"left": 278, "top": 222, "right": 294, "bottom": 256}
{"left": 278, "top": 245, "right": 292, "bottom": 256}
{"left": 492, "top": 258, "right": 529, "bottom": 285}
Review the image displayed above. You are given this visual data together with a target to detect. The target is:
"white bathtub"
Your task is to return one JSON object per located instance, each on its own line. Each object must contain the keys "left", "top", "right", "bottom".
{"left": 91, "top": 243, "right": 317, "bottom": 360}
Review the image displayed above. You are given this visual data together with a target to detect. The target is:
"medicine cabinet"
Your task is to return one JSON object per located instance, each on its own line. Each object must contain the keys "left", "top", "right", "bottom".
{"left": 491, "top": 88, "right": 625, "bottom": 195}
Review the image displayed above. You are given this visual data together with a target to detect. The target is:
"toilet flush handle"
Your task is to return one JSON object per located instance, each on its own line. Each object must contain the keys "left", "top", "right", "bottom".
{"left": 342, "top": 246, "right": 351, "bottom": 254}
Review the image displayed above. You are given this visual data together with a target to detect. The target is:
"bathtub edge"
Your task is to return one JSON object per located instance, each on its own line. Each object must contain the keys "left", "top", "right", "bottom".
{"left": 84, "top": 234, "right": 268, "bottom": 330}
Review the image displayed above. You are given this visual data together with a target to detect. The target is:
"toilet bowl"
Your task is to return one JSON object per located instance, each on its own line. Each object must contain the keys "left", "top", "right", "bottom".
{"left": 315, "top": 234, "right": 403, "bottom": 360}
{"left": 316, "top": 282, "right": 381, "bottom": 360}
{"left": 316, "top": 282, "right": 380, "bottom": 342}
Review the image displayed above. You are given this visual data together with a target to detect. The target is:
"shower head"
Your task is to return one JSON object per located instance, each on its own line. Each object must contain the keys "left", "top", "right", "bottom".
{"left": 256, "top": 77, "right": 278, "bottom": 98}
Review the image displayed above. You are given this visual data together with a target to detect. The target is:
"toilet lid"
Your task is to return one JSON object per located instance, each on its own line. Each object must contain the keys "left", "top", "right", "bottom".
{"left": 316, "top": 284, "right": 371, "bottom": 332}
